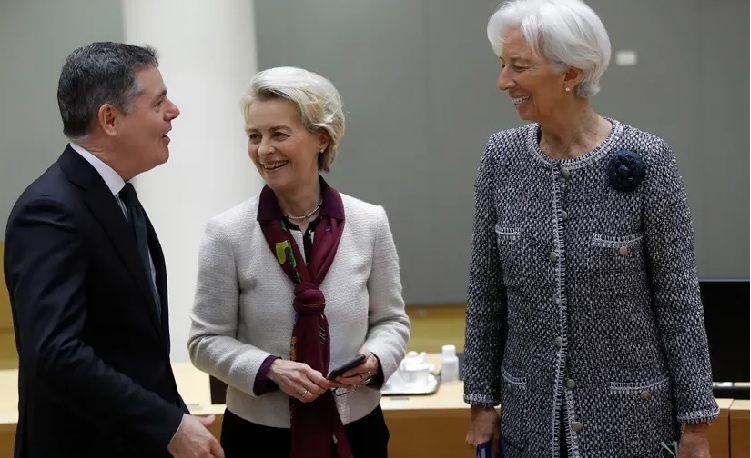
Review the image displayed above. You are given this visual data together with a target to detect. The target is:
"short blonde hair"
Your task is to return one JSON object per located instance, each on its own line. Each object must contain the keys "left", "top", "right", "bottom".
{"left": 487, "top": 0, "right": 611, "bottom": 97}
{"left": 241, "top": 66, "right": 345, "bottom": 172}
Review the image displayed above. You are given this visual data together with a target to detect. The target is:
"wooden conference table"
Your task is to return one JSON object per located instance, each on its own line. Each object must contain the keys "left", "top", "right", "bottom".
{"left": 0, "top": 361, "right": 746, "bottom": 458}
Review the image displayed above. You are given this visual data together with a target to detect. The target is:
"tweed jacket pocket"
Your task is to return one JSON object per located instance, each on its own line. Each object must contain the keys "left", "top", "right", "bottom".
{"left": 610, "top": 376, "right": 678, "bottom": 455}
{"left": 500, "top": 367, "right": 528, "bottom": 450}
{"left": 592, "top": 232, "right": 643, "bottom": 247}
{"left": 494, "top": 225, "right": 539, "bottom": 292}
{"left": 589, "top": 232, "right": 647, "bottom": 297}
{"left": 494, "top": 225, "right": 521, "bottom": 242}
{"left": 591, "top": 232, "right": 644, "bottom": 263}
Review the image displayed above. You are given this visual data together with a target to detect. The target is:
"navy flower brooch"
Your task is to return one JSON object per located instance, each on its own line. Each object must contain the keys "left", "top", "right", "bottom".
{"left": 607, "top": 150, "right": 646, "bottom": 192}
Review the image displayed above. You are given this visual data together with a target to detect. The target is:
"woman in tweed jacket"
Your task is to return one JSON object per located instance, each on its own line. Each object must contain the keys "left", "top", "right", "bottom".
{"left": 187, "top": 67, "right": 409, "bottom": 458}
{"left": 462, "top": 1, "right": 718, "bottom": 457}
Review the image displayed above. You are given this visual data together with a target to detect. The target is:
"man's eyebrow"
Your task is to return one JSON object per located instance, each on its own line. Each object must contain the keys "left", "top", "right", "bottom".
{"left": 152, "top": 88, "right": 167, "bottom": 102}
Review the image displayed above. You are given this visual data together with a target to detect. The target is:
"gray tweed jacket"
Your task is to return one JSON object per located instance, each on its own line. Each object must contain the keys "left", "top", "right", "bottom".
{"left": 462, "top": 119, "right": 718, "bottom": 458}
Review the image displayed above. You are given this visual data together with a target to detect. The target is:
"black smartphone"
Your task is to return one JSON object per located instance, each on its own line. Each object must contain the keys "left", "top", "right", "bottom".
{"left": 327, "top": 354, "right": 367, "bottom": 380}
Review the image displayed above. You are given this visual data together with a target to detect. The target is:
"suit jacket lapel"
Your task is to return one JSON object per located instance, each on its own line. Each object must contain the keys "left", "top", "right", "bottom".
{"left": 57, "top": 146, "right": 163, "bottom": 334}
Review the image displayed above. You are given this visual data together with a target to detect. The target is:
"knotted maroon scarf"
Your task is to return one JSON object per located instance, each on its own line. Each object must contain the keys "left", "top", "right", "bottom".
{"left": 258, "top": 183, "right": 351, "bottom": 458}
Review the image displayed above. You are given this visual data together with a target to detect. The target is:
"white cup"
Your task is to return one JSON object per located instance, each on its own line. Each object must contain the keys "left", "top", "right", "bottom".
{"left": 399, "top": 361, "right": 431, "bottom": 386}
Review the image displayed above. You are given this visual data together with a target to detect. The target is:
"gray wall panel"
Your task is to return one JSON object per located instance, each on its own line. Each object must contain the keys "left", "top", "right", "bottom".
{"left": 423, "top": 0, "right": 517, "bottom": 301}
{"left": 694, "top": 0, "right": 750, "bottom": 278}
{"left": 255, "top": 1, "right": 436, "bottom": 300}
{"left": 0, "top": 0, "right": 124, "bottom": 231}
{"left": 252, "top": 0, "right": 749, "bottom": 304}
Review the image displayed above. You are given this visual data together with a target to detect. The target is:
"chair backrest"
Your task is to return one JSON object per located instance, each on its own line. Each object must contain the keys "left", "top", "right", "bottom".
{"left": 700, "top": 279, "right": 749, "bottom": 385}
{"left": 0, "top": 243, "right": 19, "bottom": 369}
{"left": 0, "top": 243, "right": 12, "bottom": 332}
{"left": 209, "top": 374, "right": 228, "bottom": 404}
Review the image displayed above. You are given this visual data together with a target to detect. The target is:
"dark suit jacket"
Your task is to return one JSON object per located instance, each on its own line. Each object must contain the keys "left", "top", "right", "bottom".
{"left": 3, "top": 146, "right": 188, "bottom": 458}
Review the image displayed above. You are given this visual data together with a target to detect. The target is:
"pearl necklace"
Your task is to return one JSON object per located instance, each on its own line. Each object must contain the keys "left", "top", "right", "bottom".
{"left": 285, "top": 200, "right": 322, "bottom": 221}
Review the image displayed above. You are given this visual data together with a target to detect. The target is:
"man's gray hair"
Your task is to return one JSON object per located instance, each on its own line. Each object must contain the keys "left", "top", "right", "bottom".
{"left": 57, "top": 42, "right": 159, "bottom": 139}
{"left": 487, "top": 0, "right": 611, "bottom": 97}
{"left": 241, "top": 66, "right": 346, "bottom": 173}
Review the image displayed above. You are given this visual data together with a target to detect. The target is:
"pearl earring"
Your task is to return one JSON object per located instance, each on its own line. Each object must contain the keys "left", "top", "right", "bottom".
{"left": 565, "top": 87, "right": 571, "bottom": 92}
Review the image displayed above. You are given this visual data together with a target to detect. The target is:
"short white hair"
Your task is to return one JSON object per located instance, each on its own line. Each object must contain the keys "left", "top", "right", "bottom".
{"left": 241, "top": 66, "right": 345, "bottom": 172}
{"left": 487, "top": 0, "right": 611, "bottom": 97}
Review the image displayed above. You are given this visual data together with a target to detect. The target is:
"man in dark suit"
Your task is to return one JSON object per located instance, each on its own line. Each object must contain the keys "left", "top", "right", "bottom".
{"left": 3, "top": 42, "right": 224, "bottom": 458}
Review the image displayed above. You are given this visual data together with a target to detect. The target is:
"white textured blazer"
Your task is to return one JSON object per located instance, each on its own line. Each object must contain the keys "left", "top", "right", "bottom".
{"left": 187, "top": 192, "right": 410, "bottom": 427}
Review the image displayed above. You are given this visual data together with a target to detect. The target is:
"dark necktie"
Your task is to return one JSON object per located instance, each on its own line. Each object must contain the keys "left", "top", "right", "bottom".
{"left": 119, "top": 183, "right": 161, "bottom": 319}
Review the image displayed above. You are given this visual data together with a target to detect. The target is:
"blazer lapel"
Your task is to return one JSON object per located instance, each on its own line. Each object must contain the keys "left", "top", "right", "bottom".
{"left": 57, "top": 146, "right": 163, "bottom": 334}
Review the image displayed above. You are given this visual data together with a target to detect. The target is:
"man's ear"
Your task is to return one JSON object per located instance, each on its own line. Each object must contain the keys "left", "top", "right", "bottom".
{"left": 97, "top": 104, "right": 120, "bottom": 136}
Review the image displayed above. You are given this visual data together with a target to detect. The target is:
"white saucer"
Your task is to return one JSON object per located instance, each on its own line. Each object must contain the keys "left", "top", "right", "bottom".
{"left": 381, "top": 373, "right": 439, "bottom": 395}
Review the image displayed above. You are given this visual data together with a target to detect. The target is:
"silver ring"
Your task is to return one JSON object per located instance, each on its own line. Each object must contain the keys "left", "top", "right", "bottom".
{"left": 302, "top": 389, "right": 309, "bottom": 398}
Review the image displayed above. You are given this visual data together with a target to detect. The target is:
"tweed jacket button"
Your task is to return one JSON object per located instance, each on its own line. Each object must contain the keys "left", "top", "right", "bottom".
{"left": 571, "top": 421, "right": 583, "bottom": 433}
{"left": 549, "top": 251, "right": 558, "bottom": 262}
{"left": 561, "top": 167, "right": 571, "bottom": 178}
{"left": 619, "top": 245, "right": 629, "bottom": 256}
{"left": 565, "top": 378, "right": 576, "bottom": 390}
{"left": 640, "top": 389, "right": 651, "bottom": 400}
{"left": 561, "top": 210, "right": 569, "bottom": 221}
{"left": 554, "top": 336, "right": 563, "bottom": 347}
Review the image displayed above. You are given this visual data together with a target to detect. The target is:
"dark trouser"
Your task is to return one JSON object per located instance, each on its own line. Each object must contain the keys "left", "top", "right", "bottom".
{"left": 220, "top": 405, "right": 389, "bottom": 458}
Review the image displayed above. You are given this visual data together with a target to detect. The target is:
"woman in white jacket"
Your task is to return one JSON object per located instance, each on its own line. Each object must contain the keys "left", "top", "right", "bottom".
{"left": 188, "top": 66, "right": 410, "bottom": 458}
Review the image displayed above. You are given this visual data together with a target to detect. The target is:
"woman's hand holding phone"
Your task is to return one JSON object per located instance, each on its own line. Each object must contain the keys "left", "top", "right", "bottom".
{"left": 328, "top": 352, "right": 380, "bottom": 389}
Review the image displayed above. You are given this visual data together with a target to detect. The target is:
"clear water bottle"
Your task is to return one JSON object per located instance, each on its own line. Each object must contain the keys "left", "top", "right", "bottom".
{"left": 440, "top": 344, "right": 459, "bottom": 383}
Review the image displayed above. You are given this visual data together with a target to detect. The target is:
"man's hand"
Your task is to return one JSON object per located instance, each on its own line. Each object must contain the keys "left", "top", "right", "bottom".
{"left": 466, "top": 406, "right": 501, "bottom": 458}
{"left": 267, "top": 359, "right": 330, "bottom": 403}
{"left": 167, "top": 414, "right": 225, "bottom": 458}
{"left": 678, "top": 424, "right": 711, "bottom": 458}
